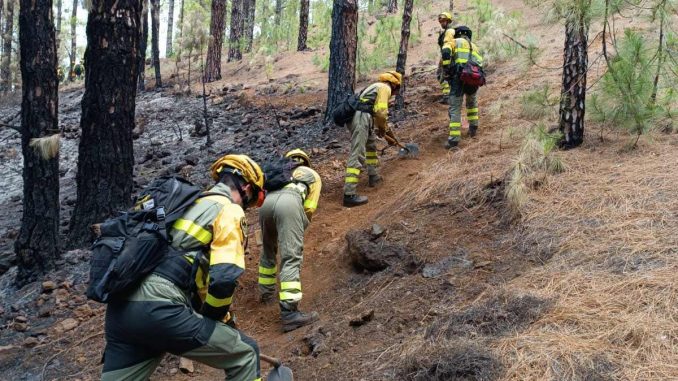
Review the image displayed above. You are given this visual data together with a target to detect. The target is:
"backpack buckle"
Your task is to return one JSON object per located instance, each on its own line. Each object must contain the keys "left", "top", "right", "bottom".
{"left": 156, "top": 207, "right": 166, "bottom": 221}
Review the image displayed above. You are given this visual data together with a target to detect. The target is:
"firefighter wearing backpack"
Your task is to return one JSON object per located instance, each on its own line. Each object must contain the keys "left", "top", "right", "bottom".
{"left": 101, "top": 154, "right": 265, "bottom": 381}
{"left": 258, "top": 149, "right": 322, "bottom": 332}
{"left": 343, "top": 70, "right": 402, "bottom": 207}
{"left": 437, "top": 12, "right": 455, "bottom": 102}
{"left": 443, "top": 25, "right": 483, "bottom": 149}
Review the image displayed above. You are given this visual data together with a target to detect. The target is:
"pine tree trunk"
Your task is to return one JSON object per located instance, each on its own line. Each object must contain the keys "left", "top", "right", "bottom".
{"left": 166, "top": 0, "right": 174, "bottom": 56}
{"left": 297, "top": 0, "right": 309, "bottom": 51}
{"left": 68, "top": 0, "right": 140, "bottom": 247}
{"left": 138, "top": 0, "right": 148, "bottom": 91}
{"left": 274, "top": 0, "right": 282, "bottom": 26}
{"left": 68, "top": 0, "right": 76, "bottom": 80}
{"left": 151, "top": 0, "right": 161, "bottom": 87}
{"left": 204, "top": 0, "right": 227, "bottom": 81}
{"left": 178, "top": 0, "right": 184, "bottom": 39}
{"left": 386, "top": 0, "right": 397, "bottom": 13}
{"left": 56, "top": 0, "right": 62, "bottom": 54}
{"left": 1, "top": 0, "right": 15, "bottom": 91}
{"left": 395, "top": 0, "right": 412, "bottom": 111}
{"left": 449, "top": 0, "right": 453, "bottom": 12}
{"left": 16, "top": 0, "right": 60, "bottom": 285}
{"left": 324, "top": 0, "right": 358, "bottom": 122}
{"left": 558, "top": 15, "right": 588, "bottom": 149}
{"left": 243, "top": 0, "right": 255, "bottom": 53}
{"left": 227, "top": 0, "right": 243, "bottom": 62}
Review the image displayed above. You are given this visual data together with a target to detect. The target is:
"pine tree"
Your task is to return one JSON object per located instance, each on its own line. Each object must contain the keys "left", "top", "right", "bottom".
{"left": 395, "top": 0, "right": 413, "bottom": 111}
{"left": 56, "top": 0, "right": 62, "bottom": 56}
{"left": 68, "top": 0, "right": 140, "bottom": 247}
{"left": 297, "top": 0, "right": 309, "bottom": 51}
{"left": 68, "top": 0, "right": 76, "bottom": 80}
{"left": 243, "top": 0, "right": 256, "bottom": 53}
{"left": 1, "top": 0, "right": 15, "bottom": 91}
{"left": 151, "top": 0, "right": 161, "bottom": 87}
{"left": 228, "top": 0, "right": 244, "bottom": 62}
{"left": 166, "top": 0, "right": 174, "bottom": 56}
{"left": 386, "top": 0, "right": 397, "bottom": 13}
{"left": 15, "top": 0, "right": 60, "bottom": 284}
{"left": 139, "top": 0, "right": 149, "bottom": 91}
{"left": 204, "top": 0, "right": 227, "bottom": 81}
{"left": 325, "top": 0, "right": 358, "bottom": 122}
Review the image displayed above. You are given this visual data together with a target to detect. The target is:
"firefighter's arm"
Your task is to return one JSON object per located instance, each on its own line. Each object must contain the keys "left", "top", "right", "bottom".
{"left": 303, "top": 172, "right": 322, "bottom": 219}
{"left": 201, "top": 204, "right": 247, "bottom": 321}
{"left": 373, "top": 84, "right": 392, "bottom": 135}
{"left": 441, "top": 29, "right": 456, "bottom": 73}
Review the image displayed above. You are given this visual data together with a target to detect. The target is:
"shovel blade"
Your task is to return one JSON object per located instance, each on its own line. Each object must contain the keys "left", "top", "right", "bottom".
{"left": 397, "top": 143, "right": 420, "bottom": 158}
{"left": 267, "top": 365, "right": 294, "bottom": 381}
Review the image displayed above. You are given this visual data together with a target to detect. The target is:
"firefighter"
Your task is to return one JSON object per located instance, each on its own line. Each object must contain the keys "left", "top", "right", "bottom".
{"left": 258, "top": 149, "right": 322, "bottom": 332}
{"left": 437, "top": 12, "right": 455, "bottom": 103}
{"left": 57, "top": 67, "right": 65, "bottom": 83}
{"left": 101, "top": 154, "right": 265, "bottom": 381}
{"left": 442, "top": 26, "right": 483, "bottom": 149}
{"left": 343, "top": 70, "right": 402, "bottom": 207}
{"left": 73, "top": 62, "right": 84, "bottom": 79}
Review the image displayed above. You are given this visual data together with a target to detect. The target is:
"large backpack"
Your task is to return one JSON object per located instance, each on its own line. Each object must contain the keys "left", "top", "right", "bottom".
{"left": 262, "top": 157, "right": 302, "bottom": 192}
{"left": 331, "top": 88, "right": 373, "bottom": 126}
{"left": 459, "top": 44, "right": 486, "bottom": 87}
{"left": 86, "top": 176, "right": 203, "bottom": 303}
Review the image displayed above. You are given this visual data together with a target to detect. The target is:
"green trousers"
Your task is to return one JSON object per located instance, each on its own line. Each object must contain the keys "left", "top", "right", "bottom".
{"left": 448, "top": 79, "right": 479, "bottom": 142}
{"left": 258, "top": 189, "right": 309, "bottom": 303}
{"left": 101, "top": 274, "right": 261, "bottom": 381}
{"left": 344, "top": 110, "right": 379, "bottom": 195}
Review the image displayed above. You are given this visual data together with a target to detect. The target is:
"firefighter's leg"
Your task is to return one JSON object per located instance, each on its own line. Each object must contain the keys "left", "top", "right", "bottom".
{"left": 101, "top": 341, "right": 163, "bottom": 381}
{"left": 344, "top": 111, "right": 370, "bottom": 196}
{"left": 258, "top": 194, "right": 279, "bottom": 301}
{"left": 365, "top": 124, "right": 379, "bottom": 177}
{"left": 447, "top": 79, "right": 464, "bottom": 147}
{"left": 466, "top": 88, "right": 479, "bottom": 137}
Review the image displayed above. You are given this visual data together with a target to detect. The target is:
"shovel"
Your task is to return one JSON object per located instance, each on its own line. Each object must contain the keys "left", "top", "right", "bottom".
{"left": 381, "top": 130, "right": 420, "bottom": 158}
{"left": 261, "top": 353, "right": 294, "bottom": 381}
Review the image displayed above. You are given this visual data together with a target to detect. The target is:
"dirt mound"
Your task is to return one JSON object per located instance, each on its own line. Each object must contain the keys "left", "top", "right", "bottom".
{"left": 345, "top": 226, "right": 419, "bottom": 272}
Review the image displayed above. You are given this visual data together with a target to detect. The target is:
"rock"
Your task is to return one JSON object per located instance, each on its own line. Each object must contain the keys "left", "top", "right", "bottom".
{"left": 169, "top": 368, "right": 178, "bottom": 376}
{"left": 0, "top": 345, "right": 20, "bottom": 368}
{"left": 184, "top": 155, "right": 199, "bottom": 166}
{"left": 15, "top": 316, "right": 28, "bottom": 323}
{"left": 42, "top": 281, "right": 57, "bottom": 292}
{"left": 371, "top": 224, "right": 386, "bottom": 239}
{"left": 74, "top": 304, "right": 93, "bottom": 319}
{"left": 53, "top": 318, "right": 79, "bottom": 334}
{"left": 179, "top": 358, "right": 195, "bottom": 374}
{"left": 303, "top": 326, "right": 329, "bottom": 357}
{"left": 14, "top": 322, "right": 28, "bottom": 332}
{"left": 326, "top": 140, "right": 341, "bottom": 149}
{"left": 23, "top": 337, "right": 39, "bottom": 348}
{"left": 241, "top": 116, "right": 252, "bottom": 125}
{"left": 346, "top": 228, "right": 415, "bottom": 272}
{"left": 349, "top": 310, "right": 375, "bottom": 327}
{"left": 38, "top": 306, "right": 51, "bottom": 317}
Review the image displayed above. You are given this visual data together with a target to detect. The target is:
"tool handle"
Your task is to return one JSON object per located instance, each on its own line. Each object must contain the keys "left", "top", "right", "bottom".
{"left": 383, "top": 133, "right": 405, "bottom": 149}
{"left": 260, "top": 354, "right": 282, "bottom": 367}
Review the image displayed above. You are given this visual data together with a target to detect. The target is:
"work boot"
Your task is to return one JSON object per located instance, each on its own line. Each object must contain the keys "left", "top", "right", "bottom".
{"left": 438, "top": 96, "right": 448, "bottom": 105}
{"left": 343, "top": 194, "right": 368, "bottom": 207}
{"left": 280, "top": 301, "right": 319, "bottom": 332}
{"left": 368, "top": 175, "right": 383, "bottom": 187}
{"left": 469, "top": 125, "right": 478, "bottom": 137}
{"left": 259, "top": 291, "right": 275, "bottom": 305}
{"left": 445, "top": 138, "right": 459, "bottom": 149}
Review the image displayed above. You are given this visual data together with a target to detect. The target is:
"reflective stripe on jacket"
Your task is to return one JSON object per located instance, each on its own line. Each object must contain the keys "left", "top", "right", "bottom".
{"left": 453, "top": 37, "right": 484, "bottom": 67}
{"left": 358, "top": 82, "right": 392, "bottom": 132}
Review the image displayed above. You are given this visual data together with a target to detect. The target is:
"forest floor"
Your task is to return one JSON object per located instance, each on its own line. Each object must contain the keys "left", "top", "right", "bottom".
{"left": 0, "top": 0, "right": 676, "bottom": 380}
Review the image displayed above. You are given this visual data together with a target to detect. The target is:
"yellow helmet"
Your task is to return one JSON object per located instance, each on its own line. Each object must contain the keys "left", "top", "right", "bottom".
{"left": 285, "top": 149, "right": 311, "bottom": 167}
{"left": 438, "top": 12, "right": 452, "bottom": 22}
{"left": 378, "top": 70, "right": 402, "bottom": 87}
{"left": 210, "top": 154, "right": 265, "bottom": 190}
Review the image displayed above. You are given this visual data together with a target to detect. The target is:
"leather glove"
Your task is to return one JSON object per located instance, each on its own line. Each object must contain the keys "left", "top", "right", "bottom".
{"left": 223, "top": 312, "right": 238, "bottom": 329}
{"left": 376, "top": 126, "right": 386, "bottom": 138}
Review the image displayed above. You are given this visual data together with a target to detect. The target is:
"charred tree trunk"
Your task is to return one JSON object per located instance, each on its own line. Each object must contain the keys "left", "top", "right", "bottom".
{"left": 151, "top": 0, "right": 161, "bottom": 87}
{"left": 16, "top": 0, "right": 60, "bottom": 285}
{"left": 243, "top": 0, "right": 255, "bottom": 53}
{"left": 56, "top": 0, "right": 62, "bottom": 53}
{"left": 68, "top": 0, "right": 76, "bottom": 80}
{"left": 1, "top": 0, "right": 15, "bottom": 91}
{"left": 274, "top": 0, "right": 283, "bottom": 26}
{"left": 166, "top": 0, "right": 174, "bottom": 56}
{"left": 558, "top": 14, "right": 588, "bottom": 149}
{"left": 386, "top": 0, "right": 397, "bottom": 13}
{"left": 297, "top": 0, "right": 309, "bottom": 51}
{"left": 395, "top": 0, "right": 412, "bottom": 111}
{"left": 204, "top": 0, "right": 227, "bottom": 81}
{"left": 324, "top": 0, "right": 358, "bottom": 122}
{"left": 178, "top": 0, "right": 185, "bottom": 39}
{"left": 68, "top": 0, "right": 140, "bottom": 247}
{"left": 138, "top": 0, "right": 148, "bottom": 91}
{"left": 227, "top": 0, "right": 243, "bottom": 62}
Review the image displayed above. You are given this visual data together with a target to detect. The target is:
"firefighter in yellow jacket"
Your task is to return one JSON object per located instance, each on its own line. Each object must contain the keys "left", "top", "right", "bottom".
{"left": 437, "top": 12, "right": 455, "bottom": 102}
{"left": 102, "top": 155, "right": 265, "bottom": 381}
{"left": 258, "top": 149, "right": 322, "bottom": 332}
{"left": 343, "top": 70, "right": 402, "bottom": 207}
{"left": 442, "top": 26, "right": 483, "bottom": 149}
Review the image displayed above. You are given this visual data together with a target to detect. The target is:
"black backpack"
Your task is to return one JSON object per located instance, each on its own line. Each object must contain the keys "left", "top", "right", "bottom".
{"left": 262, "top": 157, "right": 302, "bottom": 192}
{"left": 331, "top": 88, "right": 373, "bottom": 126}
{"left": 86, "top": 176, "right": 203, "bottom": 303}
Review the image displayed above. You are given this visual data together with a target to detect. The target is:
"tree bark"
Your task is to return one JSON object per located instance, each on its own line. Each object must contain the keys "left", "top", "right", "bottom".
{"left": 138, "top": 0, "right": 148, "bottom": 91}
{"left": 227, "top": 0, "right": 243, "bottom": 62}
{"left": 386, "top": 0, "right": 397, "bottom": 13}
{"left": 324, "top": 0, "right": 358, "bottom": 122}
{"left": 56, "top": 0, "right": 62, "bottom": 54}
{"left": 243, "top": 0, "right": 255, "bottom": 53}
{"left": 178, "top": 0, "right": 184, "bottom": 39}
{"left": 274, "top": 0, "right": 283, "bottom": 26}
{"left": 558, "top": 14, "right": 588, "bottom": 149}
{"left": 449, "top": 0, "right": 453, "bottom": 13}
{"left": 68, "top": 0, "right": 76, "bottom": 80}
{"left": 1, "top": 0, "right": 15, "bottom": 91}
{"left": 166, "top": 0, "right": 174, "bottom": 56}
{"left": 151, "top": 0, "right": 161, "bottom": 87}
{"left": 297, "top": 0, "right": 309, "bottom": 51}
{"left": 68, "top": 0, "right": 140, "bottom": 247}
{"left": 395, "top": 0, "right": 412, "bottom": 111}
{"left": 16, "top": 0, "right": 60, "bottom": 285}
{"left": 204, "top": 0, "right": 227, "bottom": 81}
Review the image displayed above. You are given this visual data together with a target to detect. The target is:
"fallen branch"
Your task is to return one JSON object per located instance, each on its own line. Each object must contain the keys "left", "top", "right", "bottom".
{"left": 0, "top": 123, "right": 21, "bottom": 132}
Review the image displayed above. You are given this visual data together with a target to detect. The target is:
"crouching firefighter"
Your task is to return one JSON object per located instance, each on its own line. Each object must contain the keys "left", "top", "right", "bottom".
{"left": 343, "top": 70, "right": 402, "bottom": 207}
{"left": 101, "top": 154, "right": 265, "bottom": 381}
{"left": 258, "top": 149, "right": 322, "bottom": 332}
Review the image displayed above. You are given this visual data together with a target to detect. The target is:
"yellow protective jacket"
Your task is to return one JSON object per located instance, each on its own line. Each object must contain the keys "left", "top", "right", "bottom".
{"left": 282, "top": 166, "right": 322, "bottom": 220}
{"left": 169, "top": 183, "right": 247, "bottom": 321}
{"left": 358, "top": 82, "right": 392, "bottom": 133}
{"left": 452, "top": 37, "right": 484, "bottom": 67}
{"left": 439, "top": 27, "right": 456, "bottom": 69}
